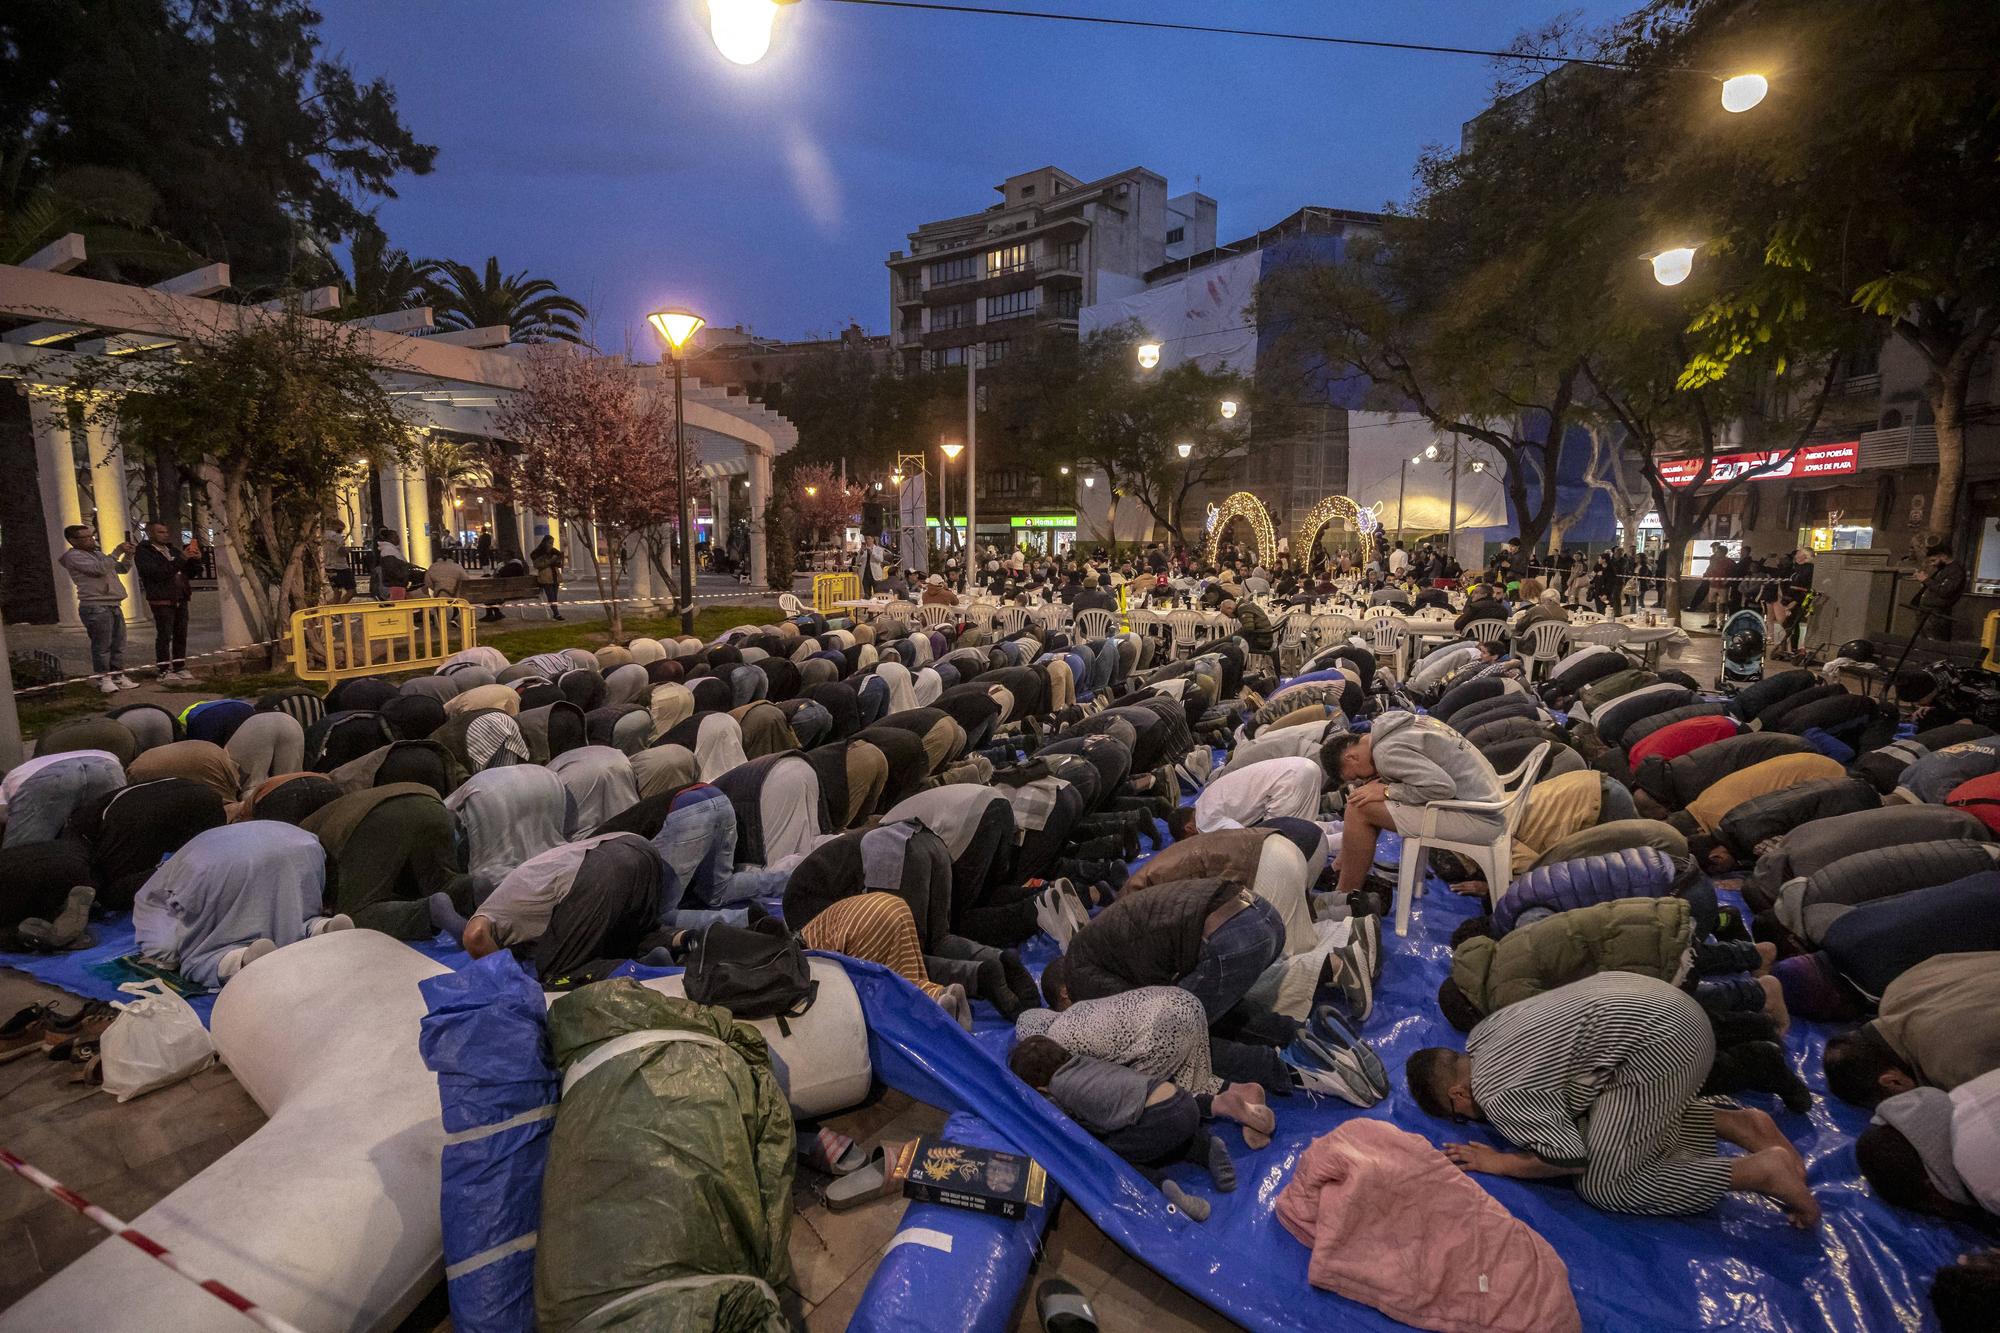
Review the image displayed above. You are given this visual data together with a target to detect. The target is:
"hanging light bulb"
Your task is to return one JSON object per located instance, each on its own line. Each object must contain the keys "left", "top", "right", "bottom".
{"left": 709, "top": 0, "right": 782, "bottom": 66}
{"left": 1136, "top": 341, "right": 1162, "bottom": 369}
{"left": 1410, "top": 454, "right": 1424, "bottom": 466}
{"left": 873, "top": 480, "right": 883, "bottom": 491}
{"left": 1720, "top": 73, "right": 1768, "bottom": 113}
{"left": 1651, "top": 247, "right": 1697, "bottom": 286}
{"left": 1176, "top": 441, "right": 1194, "bottom": 459}
{"left": 1219, "top": 399, "right": 1238, "bottom": 419}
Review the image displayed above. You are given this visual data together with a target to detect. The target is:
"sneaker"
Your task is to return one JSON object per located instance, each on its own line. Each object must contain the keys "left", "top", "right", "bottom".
{"left": 112, "top": 673, "right": 139, "bottom": 690}
{"left": 1328, "top": 934, "right": 1373, "bottom": 1024}
{"left": 1283, "top": 1031, "right": 1385, "bottom": 1107}
{"left": 1297, "top": 1013, "right": 1390, "bottom": 1106}
{"left": 1350, "top": 911, "right": 1382, "bottom": 982}
{"left": 96, "top": 676, "right": 120, "bottom": 695}
{"left": 1, "top": 1005, "right": 49, "bottom": 1064}
{"left": 15, "top": 885, "right": 95, "bottom": 951}
{"left": 171, "top": 669, "right": 198, "bottom": 684}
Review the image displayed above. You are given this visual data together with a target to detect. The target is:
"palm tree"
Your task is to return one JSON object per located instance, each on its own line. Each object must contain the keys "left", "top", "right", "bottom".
{"left": 419, "top": 256, "right": 589, "bottom": 344}
{"left": 413, "top": 436, "right": 487, "bottom": 543}
{"left": 330, "top": 219, "right": 429, "bottom": 319}
{"left": 0, "top": 150, "right": 193, "bottom": 273}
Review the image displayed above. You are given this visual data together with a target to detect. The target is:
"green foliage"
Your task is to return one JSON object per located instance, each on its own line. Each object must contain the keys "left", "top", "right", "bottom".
{"left": 752, "top": 343, "right": 950, "bottom": 480}
{"left": 0, "top": 150, "right": 195, "bottom": 274}
{"left": 76, "top": 306, "right": 410, "bottom": 637}
{"left": 327, "top": 217, "right": 430, "bottom": 319}
{"left": 763, "top": 494, "right": 796, "bottom": 589}
{"left": 0, "top": 0, "right": 436, "bottom": 289}
{"left": 420, "top": 256, "right": 589, "bottom": 344}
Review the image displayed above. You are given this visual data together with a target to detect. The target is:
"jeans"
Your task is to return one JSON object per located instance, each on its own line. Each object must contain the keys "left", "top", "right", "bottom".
{"left": 651, "top": 788, "right": 785, "bottom": 920}
{"left": 1178, "top": 897, "right": 1286, "bottom": 1022}
{"left": 150, "top": 599, "right": 189, "bottom": 671}
{"left": 79, "top": 603, "right": 125, "bottom": 674}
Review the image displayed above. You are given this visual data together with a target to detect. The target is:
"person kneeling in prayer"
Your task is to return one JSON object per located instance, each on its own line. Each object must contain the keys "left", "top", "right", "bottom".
{"left": 1406, "top": 972, "right": 1819, "bottom": 1225}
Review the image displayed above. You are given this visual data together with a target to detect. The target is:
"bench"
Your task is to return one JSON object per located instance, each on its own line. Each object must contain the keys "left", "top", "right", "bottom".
{"left": 447, "top": 574, "right": 539, "bottom": 616}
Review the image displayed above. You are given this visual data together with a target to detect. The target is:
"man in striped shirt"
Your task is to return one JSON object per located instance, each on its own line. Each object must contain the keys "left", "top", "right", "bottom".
{"left": 1406, "top": 973, "right": 1819, "bottom": 1226}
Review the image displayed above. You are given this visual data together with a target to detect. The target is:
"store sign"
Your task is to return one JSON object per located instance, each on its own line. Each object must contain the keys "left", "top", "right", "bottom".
{"left": 1659, "top": 441, "right": 1858, "bottom": 488}
{"left": 1009, "top": 514, "right": 1076, "bottom": 529}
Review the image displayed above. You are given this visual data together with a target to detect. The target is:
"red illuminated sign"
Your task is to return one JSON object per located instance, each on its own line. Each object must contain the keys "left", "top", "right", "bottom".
{"left": 1659, "top": 441, "right": 1858, "bottom": 488}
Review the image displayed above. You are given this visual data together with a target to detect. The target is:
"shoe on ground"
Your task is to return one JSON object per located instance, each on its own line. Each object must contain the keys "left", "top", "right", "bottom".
{"left": 1350, "top": 911, "right": 1382, "bottom": 982}
{"left": 1033, "top": 887, "right": 1077, "bottom": 953}
{"left": 112, "top": 673, "right": 139, "bottom": 690}
{"left": 1330, "top": 934, "right": 1373, "bottom": 1024}
{"left": 1298, "top": 1012, "right": 1390, "bottom": 1106}
{"left": 0, "top": 1005, "right": 49, "bottom": 1064}
{"left": 96, "top": 676, "right": 120, "bottom": 694}
{"left": 1283, "top": 1031, "right": 1384, "bottom": 1107}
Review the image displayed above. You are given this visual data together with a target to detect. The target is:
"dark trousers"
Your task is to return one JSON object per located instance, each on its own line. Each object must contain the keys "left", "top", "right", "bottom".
{"left": 952, "top": 801, "right": 1038, "bottom": 945}
{"left": 535, "top": 841, "right": 661, "bottom": 981}
{"left": 1097, "top": 1089, "right": 1214, "bottom": 1185}
{"left": 149, "top": 599, "right": 189, "bottom": 671}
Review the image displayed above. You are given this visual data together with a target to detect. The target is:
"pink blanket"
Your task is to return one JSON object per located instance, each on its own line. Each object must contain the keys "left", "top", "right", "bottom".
{"left": 1276, "top": 1118, "right": 1580, "bottom": 1333}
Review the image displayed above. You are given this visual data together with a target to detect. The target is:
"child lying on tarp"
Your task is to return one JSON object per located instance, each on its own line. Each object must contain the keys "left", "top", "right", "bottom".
{"left": 1008, "top": 1034, "right": 1270, "bottom": 1222}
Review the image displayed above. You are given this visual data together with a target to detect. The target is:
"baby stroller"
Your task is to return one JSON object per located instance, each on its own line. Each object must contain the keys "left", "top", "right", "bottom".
{"left": 1718, "top": 607, "right": 1765, "bottom": 692}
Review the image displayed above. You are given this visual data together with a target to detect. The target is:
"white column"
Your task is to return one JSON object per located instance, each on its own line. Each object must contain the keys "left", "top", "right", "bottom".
{"left": 712, "top": 472, "right": 732, "bottom": 544}
{"left": 201, "top": 462, "right": 259, "bottom": 649}
{"left": 748, "top": 447, "right": 772, "bottom": 590}
{"left": 27, "top": 392, "right": 82, "bottom": 626}
{"left": 85, "top": 418, "right": 148, "bottom": 624}
{"left": 377, "top": 460, "right": 407, "bottom": 546}
{"left": 402, "top": 467, "right": 432, "bottom": 566}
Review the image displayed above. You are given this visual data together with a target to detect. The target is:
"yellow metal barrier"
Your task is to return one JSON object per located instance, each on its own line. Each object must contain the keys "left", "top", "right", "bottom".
{"left": 289, "top": 597, "right": 477, "bottom": 683}
{"left": 813, "top": 572, "right": 860, "bottom": 615}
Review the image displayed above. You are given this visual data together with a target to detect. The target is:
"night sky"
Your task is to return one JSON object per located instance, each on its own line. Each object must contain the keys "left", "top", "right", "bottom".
{"left": 315, "top": 0, "right": 1634, "bottom": 353}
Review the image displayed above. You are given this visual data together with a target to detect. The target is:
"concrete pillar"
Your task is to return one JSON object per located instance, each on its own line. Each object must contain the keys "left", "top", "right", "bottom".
{"left": 201, "top": 462, "right": 260, "bottom": 650}
{"left": 376, "top": 460, "right": 407, "bottom": 547}
{"left": 28, "top": 392, "right": 82, "bottom": 626}
{"left": 748, "top": 447, "right": 772, "bottom": 590}
{"left": 713, "top": 472, "right": 732, "bottom": 544}
{"left": 402, "top": 467, "right": 432, "bottom": 566}
{"left": 85, "top": 418, "right": 148, "bottom": 624}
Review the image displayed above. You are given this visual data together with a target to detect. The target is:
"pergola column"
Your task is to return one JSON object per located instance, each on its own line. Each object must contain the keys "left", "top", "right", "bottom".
{"left": 376, "top": 460, "right": 408, "bottom": 553}
{"left": 401, "top": 466, "right": 432, "bottom": 566}
{"left": 747, "top": 447, "right": 772, "bottom": 590}
{"left": 85, "top": 416, "right": 148, "bottom": 624}
{"left": 28, "top": 391, "right": 82, "bottom": 626}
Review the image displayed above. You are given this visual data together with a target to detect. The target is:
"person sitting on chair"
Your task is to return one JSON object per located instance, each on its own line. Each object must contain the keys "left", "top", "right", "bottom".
{"left": 1325, "top": 713, "right": 1504, "bottom": 900}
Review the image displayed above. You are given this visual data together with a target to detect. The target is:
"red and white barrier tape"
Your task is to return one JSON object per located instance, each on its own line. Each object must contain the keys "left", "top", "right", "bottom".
{"left": 0, "top": 1147, "right": 310, "bottom": 1333}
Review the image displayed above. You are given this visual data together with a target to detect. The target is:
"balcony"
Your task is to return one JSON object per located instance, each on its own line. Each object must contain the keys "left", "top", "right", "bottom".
{"left": 1859, "top": 423, "right": 1939, "bottom": 469}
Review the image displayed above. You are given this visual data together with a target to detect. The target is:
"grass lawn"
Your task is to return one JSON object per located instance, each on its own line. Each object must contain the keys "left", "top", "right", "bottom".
{"left": 15, "top": 602, "right": 782, "bottom": 740}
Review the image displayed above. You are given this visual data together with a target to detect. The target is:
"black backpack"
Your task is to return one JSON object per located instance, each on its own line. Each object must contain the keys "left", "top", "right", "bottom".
{"left": 682, "top": 917, "right": 818, "bottom": 1033}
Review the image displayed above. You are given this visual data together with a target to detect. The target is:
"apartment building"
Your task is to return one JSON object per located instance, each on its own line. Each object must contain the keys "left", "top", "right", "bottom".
{"left": 886, "top": 166, "right": 1216, "bottom": 376}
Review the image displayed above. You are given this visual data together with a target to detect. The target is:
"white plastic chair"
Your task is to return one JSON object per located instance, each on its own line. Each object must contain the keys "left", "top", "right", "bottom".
{"left": 1074, "top": 607, "right": 1117, "bottom": 639}
{"left": 1522, "top": 620, "right": 1572, "bottom": 681}
{"left": 915, "top": 603, "right": 958, "bottom": 628}
{"left": 1362, "top": 616, "right": 1405, "bottom": 664}
{"left": 777, "top": 591, "right": 807, "bottom": 617}
{"left": 1032, "top": 602, "right": 1073, "bottom": 636}
{"left": 996, "top": 605, "right": 1031, "bottom": 637}
{"left": 1392, "top": 741, "right": 1550, "bottom": 938}
{"left": 1312, "top": 613, "right": 1357, "bottom": 649}
{"left": 1361, "top": 604, "right": 1400, "bottom": 621}
{"left": 1167, "top": 609, "right": 1205, "bottom": 658}
{"left": 1569, "top": 608, "right": 1606, "bottom": 625}
{"left": 1464, "top": 617, "right": 1509, "bottom": 646}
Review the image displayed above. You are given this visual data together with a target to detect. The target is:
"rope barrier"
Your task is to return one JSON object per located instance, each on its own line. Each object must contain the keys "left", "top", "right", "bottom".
{"left": 0, "top": 1147, "right": 310, "bottom": 1333}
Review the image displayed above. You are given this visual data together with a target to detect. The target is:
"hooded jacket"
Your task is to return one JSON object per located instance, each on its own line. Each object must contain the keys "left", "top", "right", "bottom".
{"left": 1454, "top": 896, "right": 1693, "bottom": 1016}
{"left": 1494, "top": 846, "right": 1679, "bottom": 935}
{"left": 1368, "top": 711, "right": 1504, "bottom": 810}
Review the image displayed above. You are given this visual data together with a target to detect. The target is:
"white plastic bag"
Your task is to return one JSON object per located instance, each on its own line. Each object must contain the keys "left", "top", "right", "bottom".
{"left": 99, "top": 980, "right": 217, "bottom": 1102}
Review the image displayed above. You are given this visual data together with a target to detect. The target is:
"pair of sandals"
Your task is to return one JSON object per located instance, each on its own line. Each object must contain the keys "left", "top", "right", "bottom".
{"left": 798, "top": 1129, "right": 916, "bottom": 1212}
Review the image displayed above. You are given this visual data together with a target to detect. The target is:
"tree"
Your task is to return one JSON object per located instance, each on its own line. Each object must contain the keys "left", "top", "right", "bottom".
{"left": 411, "top": 435, "right": 484, "bottom": 544}
{"left": 0, "top": 151, "right": 194, "bottom": 273}
{"left": 496, "top": 349, "right": 673, "bottom": 641}
{"left": 788, "top": 462, "right": 860, "bottom": 545}
{"left": 421, "top": 256, "right": 589, "bottom": 344}
{"left": 1548, "top": 425, "right": 1650, "bottom": 554}
{"left": 0, "top": 0, "right": 436, "bottom": 289}
{"left": 326, "top": 217, "right": 429, "bottom": 320}
{"left": 77, "top": 304, "right": 411, "bottom": 648}
{"left": 1628, "top": 0, "right": 2000, "bottom": 548}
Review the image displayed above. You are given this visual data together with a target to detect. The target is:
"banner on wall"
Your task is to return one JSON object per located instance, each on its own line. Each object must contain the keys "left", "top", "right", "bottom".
{"left": 897, "top": 474, "right": 929, "bottom": 574}
{"left": 1659, "top": 441, "right": 1858, "bottom": 487}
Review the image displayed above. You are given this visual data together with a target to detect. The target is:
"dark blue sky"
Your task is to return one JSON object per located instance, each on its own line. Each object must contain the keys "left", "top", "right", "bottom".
{"left": 316, "top": 0, "right": 1632, "bottom": 352}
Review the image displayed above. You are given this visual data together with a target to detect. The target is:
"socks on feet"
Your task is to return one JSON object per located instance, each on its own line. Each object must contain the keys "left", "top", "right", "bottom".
{"left": 1204, "top": 1136, "right": 1238, "bottom": 1192}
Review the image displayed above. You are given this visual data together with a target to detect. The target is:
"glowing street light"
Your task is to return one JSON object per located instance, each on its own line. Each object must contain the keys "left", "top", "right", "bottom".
{"left": 1176, "top": 441, "right": 1194, "bottom": 460}
{"left": 1720, "top": 73, "right": 1768, "bottom": 113}
{"left": 1083, "top": 475, "right": 1096, "bottom": 489}
{"left": 1219, "top": 399, "right": 1238, "bottom": 419}
{"left": 940, "top": 441, "right": 964, "bottom": 462}
{"left": 707, "top": 0, "right": 792, "bottom": 65}
{"left": 1651, "top": 247, "right": 1697, "bottom": 287}
{"left": 646, "top": 305, "right": 707, "bottom": 634}
{"left": 1059, "top": 464, "right": 1070, "bottom": 476}
{"left": 805, "top": 484, "right": 818, "bottom": 497}
{"left": 1424, "top": 442, "right": 1440, "bottom": 460}
{"left": 1136, "top": 341, "right": 1162, "bottom": 370}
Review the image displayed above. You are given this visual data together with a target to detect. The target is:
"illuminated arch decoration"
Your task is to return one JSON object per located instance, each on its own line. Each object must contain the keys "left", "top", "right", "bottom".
{"left": 1204, "top": 492, "right": 1277, "bottom": 567}
{"left": 1294, "top": 494, "right": 1381, "bottom": 567}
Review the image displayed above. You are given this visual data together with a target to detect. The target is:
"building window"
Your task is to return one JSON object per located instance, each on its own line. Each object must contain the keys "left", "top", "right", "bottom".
{"left": 930, "top": 255, "right": 976, "bottom": 286}
{"left": 986, "top": 243, "right": 1029, "bottom": 276}
{"left": 899, "top": 274, "right": 920, "bottom": 300}
{"left": 1166, "top": 226, "right": 1185, "bottom": 244}
{"left": 986, "top": 289, "right": 1035, "bottom": 321}
{"left": 932, "top": 301, "right": 974, "bottom": 331}
{"left": 985, "top": 339, "right": 1012, "bottom": 364}
{"left": 1049, "top": 241, "right": 1080, "bottom": 270}
{"left": 1044, "top": 290, "right": 1080, "bottom": 320}
{"left": 933, "top": 345, "right": 967, "bottom": 368}
{"left": 1021, "top": 184, "right": 1036, "bottom": 197}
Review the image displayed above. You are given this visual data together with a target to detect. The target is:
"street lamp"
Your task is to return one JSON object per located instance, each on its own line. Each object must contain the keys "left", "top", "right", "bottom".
{"left": 939, "top": 440, "right": 964, "bottom": 557}
{"left": 647, "top": 305, "right": 706, "bottom": 634}
{"left": 1423, "top": 442, "right": 1439, "bottom": 461}
{"left": 1219, "top": 399, "right": 1238, "bottom": 419}
{"left": 1175, "top": 441, "right": 1194, "bottom": 460}
{"left": 1136, "top": 341, "right": 1162, "bottom": 370}
{"left": 1651, "top": 246, "right": 1696, "bottom": 287}
{"left": 1720, "top": 73, "right": 1768, "bottom": 113}
{"left": 1058, "top": 464, "right": 1070, "bottom": 476}
{"left": 1083, "top": 475, "right": 1095, "bottom": 489}
{"left": 708, "top": 0, "right": 794, "bottom": 65}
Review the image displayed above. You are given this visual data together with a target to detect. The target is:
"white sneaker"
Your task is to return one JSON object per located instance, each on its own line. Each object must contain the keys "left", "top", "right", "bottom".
{"left": 112, "top": 674, "right": 139, "bottom": 690}
{"left": 96, "top": 676, "right": 120, "bottom": 695}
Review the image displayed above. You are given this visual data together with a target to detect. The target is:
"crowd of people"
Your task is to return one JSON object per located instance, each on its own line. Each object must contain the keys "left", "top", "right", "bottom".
{"left": 8, "top": 531, "right": 1997, "bottom": 1330}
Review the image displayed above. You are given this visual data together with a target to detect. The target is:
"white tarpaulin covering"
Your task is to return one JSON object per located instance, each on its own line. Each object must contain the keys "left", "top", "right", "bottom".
{"left": 897, "top": 473, "right": 929, "bottom": 574}
{"left": 1079, "top": 250, "right": 1263, "bottom": 373}
{"left": 1346, "top": 412, "right": 1510, "bottom": 537}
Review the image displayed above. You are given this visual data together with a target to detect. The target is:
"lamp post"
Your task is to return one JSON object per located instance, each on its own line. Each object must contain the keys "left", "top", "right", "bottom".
{"left": 647, "top": 307, "right": 706, "bottom": 634}
{"left": 940, "top": 440, "right": 964, "bottom": 571}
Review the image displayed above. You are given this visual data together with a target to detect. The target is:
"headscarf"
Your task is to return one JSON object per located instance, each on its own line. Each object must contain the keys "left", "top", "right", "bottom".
{"left": 445, "top": 765, "right": 571, "bottom": 882}
{"left": 648, "top": 682, "right": 695, "bottom": 740}
{"left": 129, "top": 740, "right": 241, "bottom": 805}
{"left": 630, "top": 743, "right": 700, "bottom": 799}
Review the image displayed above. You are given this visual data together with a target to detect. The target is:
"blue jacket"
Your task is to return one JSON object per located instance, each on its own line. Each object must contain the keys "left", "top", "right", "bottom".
{"left": 1494, "top": 846, "right": 1678, "bottom": 935}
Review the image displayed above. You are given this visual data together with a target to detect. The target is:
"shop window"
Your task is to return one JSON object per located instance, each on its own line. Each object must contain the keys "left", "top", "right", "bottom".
{"left": 1976, "top": 516, "right": 2000, "bottom": 595}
